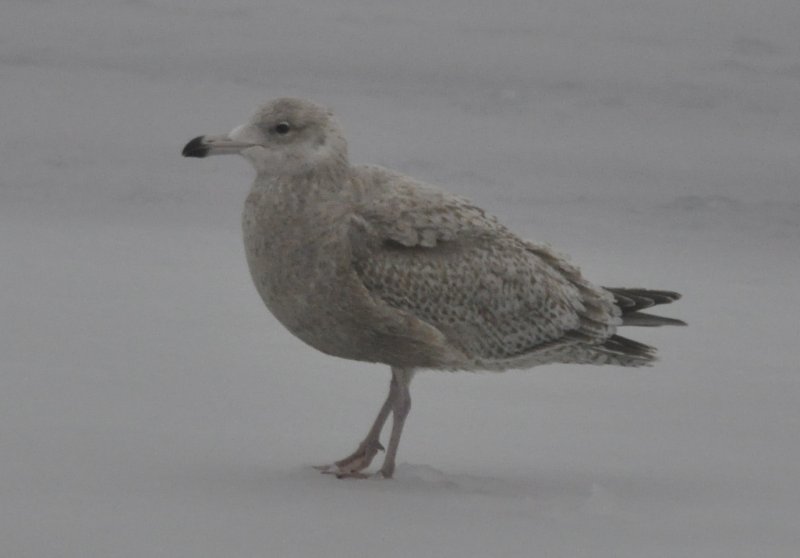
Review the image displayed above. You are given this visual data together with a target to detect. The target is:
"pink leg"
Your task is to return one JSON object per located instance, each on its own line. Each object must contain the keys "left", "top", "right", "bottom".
{"left": 317, "top": 367, "right": 415, "bottom": 479}
{"left": 379, "top": 367, "right": 414, "bottom": 479}
{"left": 315, "top": 371, "right": 395, "bottom": 476}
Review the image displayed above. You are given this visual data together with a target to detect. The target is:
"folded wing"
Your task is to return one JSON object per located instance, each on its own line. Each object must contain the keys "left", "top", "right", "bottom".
{"left": 348, "top": 167, "right": 626, "bottom": 369}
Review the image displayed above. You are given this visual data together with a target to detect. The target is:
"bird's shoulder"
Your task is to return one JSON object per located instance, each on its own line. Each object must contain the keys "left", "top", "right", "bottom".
{"left": 348, "top": 165, "right": 508, "bottom": 248}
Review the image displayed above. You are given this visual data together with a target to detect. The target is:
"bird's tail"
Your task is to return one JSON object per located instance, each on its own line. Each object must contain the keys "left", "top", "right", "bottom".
{"left": 583, "top": 288, "right": 685, "bottom": 366}
{"left": 605, "top": 288, "right": 687, "bottom": 327}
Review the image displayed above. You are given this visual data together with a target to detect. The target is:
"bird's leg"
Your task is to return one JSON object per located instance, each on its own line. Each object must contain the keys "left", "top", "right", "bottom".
{"left": 315, "top": 373, "right": 395, "bottom": 477}
{"left": 378, "top": 367, "right": 414, "bottom": 479}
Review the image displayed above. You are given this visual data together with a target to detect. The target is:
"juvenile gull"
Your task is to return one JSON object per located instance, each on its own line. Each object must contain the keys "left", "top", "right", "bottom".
{"left": 182, "top": 98, "right": 684, "bottom": 479}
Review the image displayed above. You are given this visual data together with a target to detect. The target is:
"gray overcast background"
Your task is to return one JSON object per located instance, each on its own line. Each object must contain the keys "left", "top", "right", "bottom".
{"left": 2, "top": 1, "right": 799, "bottom": 557}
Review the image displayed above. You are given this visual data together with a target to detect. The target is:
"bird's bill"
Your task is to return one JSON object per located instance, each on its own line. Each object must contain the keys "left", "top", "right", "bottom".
{"left": 181, "top": 124, "right": 260, "bottom": 158}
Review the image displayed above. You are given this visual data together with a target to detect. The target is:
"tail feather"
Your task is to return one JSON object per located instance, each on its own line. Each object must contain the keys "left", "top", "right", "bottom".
{"left": 605, "top": 287, "right": 686, "bottom": 328}
{"left": 602, "top": 334, "right": 656, "bottom": 359}
{"left": 606, "top": 288, "right": 681, "bottom": 312}
{"left": 621, "top": 312, "right": 687, "bottom": 327}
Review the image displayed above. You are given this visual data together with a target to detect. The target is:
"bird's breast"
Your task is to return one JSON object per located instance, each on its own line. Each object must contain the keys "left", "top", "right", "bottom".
{"left": 241, "top": 189, "right": 367, "bottom": 352}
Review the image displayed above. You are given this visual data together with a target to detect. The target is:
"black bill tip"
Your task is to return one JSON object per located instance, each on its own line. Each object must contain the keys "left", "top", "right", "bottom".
{"left": 182, "top": 136, "right": 209, "bottom": 158}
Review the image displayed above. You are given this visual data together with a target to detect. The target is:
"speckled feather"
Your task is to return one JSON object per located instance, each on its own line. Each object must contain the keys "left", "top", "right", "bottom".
{"left": 348, "top": 166, "right": 631, "bottom": 369}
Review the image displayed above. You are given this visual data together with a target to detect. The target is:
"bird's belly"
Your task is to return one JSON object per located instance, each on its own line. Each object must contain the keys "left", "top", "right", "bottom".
{"left": 245, "top": 267, "right": 400, "bottom": 363}
{"left": 246, "top": 253, "right": 464, "bottom": 368}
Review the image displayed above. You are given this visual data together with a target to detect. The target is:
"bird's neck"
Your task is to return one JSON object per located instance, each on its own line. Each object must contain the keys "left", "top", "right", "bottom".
{"left": 252, "top": 162, "right": 353, "bottom": 210}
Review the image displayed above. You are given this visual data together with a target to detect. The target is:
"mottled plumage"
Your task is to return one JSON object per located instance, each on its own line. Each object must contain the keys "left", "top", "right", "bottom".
{"left": 183, "top": 97, "right": 684, "bottom": 478}
{"left": 349, "top": 166, "right": 629, "bottom": 369}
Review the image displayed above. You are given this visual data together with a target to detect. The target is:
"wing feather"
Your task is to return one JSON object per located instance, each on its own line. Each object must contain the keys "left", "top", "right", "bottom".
{"left": 348, "top": 167, "right": 619, "bottom": 366}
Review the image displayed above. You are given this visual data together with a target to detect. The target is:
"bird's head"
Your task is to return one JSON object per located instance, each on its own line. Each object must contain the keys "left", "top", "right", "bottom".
{"left": 182, "top": 97, "right": 348, "bottom": 177}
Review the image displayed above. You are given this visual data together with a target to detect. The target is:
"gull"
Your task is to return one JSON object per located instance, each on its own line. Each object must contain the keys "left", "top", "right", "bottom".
{"left": 182, "top": 97, "right": 684, "bottom": 479}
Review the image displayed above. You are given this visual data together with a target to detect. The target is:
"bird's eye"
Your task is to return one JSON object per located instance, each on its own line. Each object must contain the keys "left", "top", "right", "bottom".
{"left": 275, "top": 122, "right": 291, "bottom": 135}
